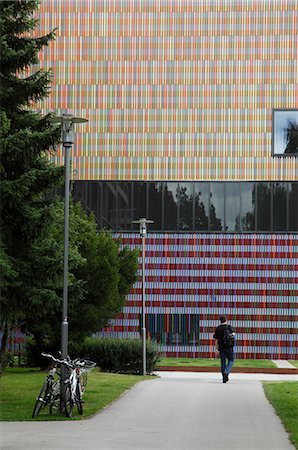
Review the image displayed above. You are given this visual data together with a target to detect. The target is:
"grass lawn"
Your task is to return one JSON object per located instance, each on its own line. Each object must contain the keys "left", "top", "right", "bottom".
{"left": 157, "top": 357, "right": 276, "bottom": 368}
{"left": 263, "top": 381, "right": 298, "bottom": 450}
{"left": 289, "top": 361, "right": 298, "bottom": 368}
{"left": 0, "top": 367, "right": 149, "bottom": 421}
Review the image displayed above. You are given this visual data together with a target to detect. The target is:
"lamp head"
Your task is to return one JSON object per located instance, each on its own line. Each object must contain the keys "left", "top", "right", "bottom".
{"left": 48, "top": 113, "right": 88, "bottom": 146}
{"left": 140, "top": 222, "right": 147, "bottom": 236}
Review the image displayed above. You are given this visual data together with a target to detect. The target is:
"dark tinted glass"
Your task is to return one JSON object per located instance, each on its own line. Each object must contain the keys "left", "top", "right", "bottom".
{"left": 86, "top": 182, "right": 101, "bottom": 227}
{"left": 273, "top": 182, "right": 287, "bottom": 231}
{"left": 178, "top": 182, "right": 194, "bottom": 230}
{"left": 240, "top": 183, "right": 255, "bottom": 231}
{"left": 194, "top": 183, "right": 209, "bottom": 230}
{"left": 256, "top": 182, "right": 271, "bottom": 231}
{"left": 117, "top": 183, "right": 131, "bottom": 230}
{"left": 73, "top": 181, "right": 297, "bottom": 233}
{"left": 289, "top": 183, "right": 298, "bottom": 231}
{"left": 148, "top": 182, "right": 163, "bottom": 230}
{"left": 73, "top": 180, "right": 87, "bottom": 206}
{"left": 210, "top": 183, "right": 224, "bottom": 231}
{"left": 225, "top": 183, "right": 240, "bottom": 231}
{"left": 101, "top": 182, "right": 117, "bottom": 229}
{"left": 73, "top": 181, "right": 101, "bottom": 226}
{"left": 164, "top": 182, "right": 178, "bottom": 230}
{"left": 132, "top": 182, "right": 147, "bottom": 226}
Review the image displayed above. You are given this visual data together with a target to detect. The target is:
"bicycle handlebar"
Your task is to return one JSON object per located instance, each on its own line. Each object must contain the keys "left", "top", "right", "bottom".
{"left": 41, "top": 352, "right": 73, "bottom": 369}
{"left": 41, "top": 353, "right": 96, "bottom": 370}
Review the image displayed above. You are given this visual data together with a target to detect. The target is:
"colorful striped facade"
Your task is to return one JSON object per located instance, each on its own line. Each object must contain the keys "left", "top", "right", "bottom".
{"left": 101, "top": 232, "right": 297, "bottom": 359}
{"left": 37, "top": 0, "right": 298, "bottom": 181}
{"left": 36, "top": 0, "right": 297, "bottom": 358}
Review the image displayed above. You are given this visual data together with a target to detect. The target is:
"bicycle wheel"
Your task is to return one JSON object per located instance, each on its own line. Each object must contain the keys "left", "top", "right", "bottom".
{"left": 32, "top": 382, "right": 49, "bottom": 418}
{"left": 64, "top": 384, "right": 73, "bottom": 418}
{"left": 49, "top": 380, "right": 60, "bottom": 415}
{"left": 75, "top": 383, "right": 83, "bottom": 415}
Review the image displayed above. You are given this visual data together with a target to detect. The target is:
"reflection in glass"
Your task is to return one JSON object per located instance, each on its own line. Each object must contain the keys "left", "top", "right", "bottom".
{"left": 273, "top": 110, "right": 298, "bottom": 155}
{"left": 257, "top": 182, "right": 271, "bottom": 231}
{"left": 72, "top": 181, "right": 298, "bottom": 232}
{"left": 148, "top": 182, "right": 163, "bottom": 230}
{"left": 194, "top": 183, "right": 209, "bottom": 230}
{"left": 240, "top": 183, "right": 255, "bottom": 231}
{"left": 273, "top": 183, "right": 287, "bottom": 231}
{"left": 132, "top": 182, "right": 147, "bottom": 224}
{"left": 73, "top": 180, "right": 87, "bottom": 208}
{"left": 210, "top": 183, "right": 224, "bottom": 230}
{"left": 289, "top": 183, "right": 298, "bottom": 231}
{"left": 89, "top": 182, "right": 100, "bottom": 226}
{"left": 225, "top": 183, "right": 240, "bottom": 231}
{"left": 164, "top": 182, "right": 178, "bottom": 230}
{"left": 117, "top": 183, "right": 131, "bottom": 230}
{"left": 102, "top": 182, "right": 117, "bottom": 229}
{"left": 178, "top": 182, "right": 193, "bottom": 230}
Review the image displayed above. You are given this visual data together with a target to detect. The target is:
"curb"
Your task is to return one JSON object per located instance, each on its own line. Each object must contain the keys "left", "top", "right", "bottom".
{"left": 157, "top": 366, "right": 298, "bottom": 375}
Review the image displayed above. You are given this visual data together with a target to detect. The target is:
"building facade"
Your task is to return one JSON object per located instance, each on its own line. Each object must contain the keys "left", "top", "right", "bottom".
{"left": 36, "top": 0, "right": 298, "bottom": 358}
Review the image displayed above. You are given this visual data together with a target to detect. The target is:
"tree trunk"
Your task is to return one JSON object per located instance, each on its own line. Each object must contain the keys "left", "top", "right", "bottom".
{"left": 0, "top": 321, "right": 9, "bottom": 375}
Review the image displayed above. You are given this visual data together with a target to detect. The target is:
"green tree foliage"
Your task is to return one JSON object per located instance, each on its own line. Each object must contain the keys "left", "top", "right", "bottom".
{"left": 72, "top": 210, "right": 140, "bottom": 343}
{"left": 0, "top": 1, "right": 139, "bottom": 368}
{"left": 0, "top": 0, "right": 63, "bottom": 369}
{"left": 25, "top": 200, "right": 139, "bottom": 355}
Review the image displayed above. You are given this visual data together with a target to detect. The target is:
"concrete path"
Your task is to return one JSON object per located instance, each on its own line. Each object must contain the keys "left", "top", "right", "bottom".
{"left": 1, "top": 373, "right": 296, "bottom": 450}
{"left": 272, "top": 360, "right": 297, "bottom": 369}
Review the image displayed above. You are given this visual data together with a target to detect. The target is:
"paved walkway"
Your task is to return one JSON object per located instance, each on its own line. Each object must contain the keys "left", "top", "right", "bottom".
{"left": 1, "top": 372, "right": 296, "bottom": 450}
{"left": 272, "top": 360, "right": 297, "bottom": 369}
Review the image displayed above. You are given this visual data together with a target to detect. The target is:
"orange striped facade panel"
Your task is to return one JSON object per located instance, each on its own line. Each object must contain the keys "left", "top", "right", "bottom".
{"left": 34, "top": 0, "right": 298, "bottom": 180}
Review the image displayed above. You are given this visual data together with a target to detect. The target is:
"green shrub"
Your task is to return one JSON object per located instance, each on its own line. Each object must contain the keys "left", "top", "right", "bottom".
{"left": 1, "top": 351, "right": 15, "bottom": 368}
{"left": 80, "top": 337, "right": 161, "bottom": 375}
{"left": 25, "top": 338, "right": 84, "bottom": 369}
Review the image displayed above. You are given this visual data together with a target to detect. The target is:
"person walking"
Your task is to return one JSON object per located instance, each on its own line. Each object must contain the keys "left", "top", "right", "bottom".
{"left": 214, "top": 315, "right": 235, "bottom": 383}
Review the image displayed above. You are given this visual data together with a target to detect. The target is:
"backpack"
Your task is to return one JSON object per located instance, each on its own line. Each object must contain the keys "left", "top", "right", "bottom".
{"left": 222, "top": 326, "right": 235, "bottom": 348}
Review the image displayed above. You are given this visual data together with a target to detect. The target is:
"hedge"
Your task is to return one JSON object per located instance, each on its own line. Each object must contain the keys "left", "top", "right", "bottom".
{"left": 79, "top": 337, "right": 161, "bottom": 375}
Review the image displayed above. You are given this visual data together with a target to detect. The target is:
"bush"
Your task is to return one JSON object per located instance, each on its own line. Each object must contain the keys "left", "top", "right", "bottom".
{"left": 80, "top": 338, "right": 161, "bottom": 375}
{"left": 25, "top": 338, "right": 56, "bottom": 369}
{"left": 1, "top": 351, "right": 15, "bottom": 368}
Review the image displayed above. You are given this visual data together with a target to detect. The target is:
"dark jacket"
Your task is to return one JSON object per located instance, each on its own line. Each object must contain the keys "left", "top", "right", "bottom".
{"left": 213, "top": 324, "right": 234, "bottom": 350}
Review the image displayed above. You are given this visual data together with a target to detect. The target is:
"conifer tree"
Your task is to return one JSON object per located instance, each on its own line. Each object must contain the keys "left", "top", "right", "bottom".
{"left": 0, "top": 1, "right": 139, "bottom": 369}
{"left": 0, "top": 0, "right": 64, "bottom": 368}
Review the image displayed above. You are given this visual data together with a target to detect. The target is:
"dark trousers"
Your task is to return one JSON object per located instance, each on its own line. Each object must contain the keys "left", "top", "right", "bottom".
{"left": 220, "top": 348, "right": 235, "bottom": 376}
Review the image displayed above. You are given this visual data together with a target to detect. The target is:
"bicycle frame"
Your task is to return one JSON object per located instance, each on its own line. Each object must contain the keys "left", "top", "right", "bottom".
{"left": 70, "top": 366, "right": 82, "bottom": 400}
{"left": 32, "top": 365, "right": 60, "bottom": 418}
{"left": 34, "top": 352, "right": 96, "bottom": 418}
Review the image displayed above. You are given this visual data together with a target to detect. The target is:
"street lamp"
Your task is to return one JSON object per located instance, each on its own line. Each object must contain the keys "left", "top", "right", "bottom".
{"left": 132, "top": 218, "right": 154, "bottom": 375}
{"left": 49, "top": 113, "right": 88, "bottom": 409}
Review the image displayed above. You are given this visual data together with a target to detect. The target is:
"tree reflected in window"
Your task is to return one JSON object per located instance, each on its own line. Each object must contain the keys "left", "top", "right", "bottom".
{"left": 284, "top": 120, "right": 298, "bottom": 154}
{"left": 257, "top": 183, "right": 271, "bottom": 231}
{"left": 164, "top": 183, "right": 178, "bottom": 230}
{"left": 148, "top": 182, "right": 162, "bottom": 230}
{"left": 236, "top": 183, "right": 255, "bottom": 231}
{"left": 210, "top": 184, "right": 223, "bottom": 231}
{"left": 273, "top": 183, "right": 287, "bottom": 231}
{"left": 194, "top": 184, "right": 209, "bottom": 230}
{"left": 179, "top": 183, "right": 193, "bottom": 230}
{"left": 72, "top": 181, "right": 298, "bottom": 232}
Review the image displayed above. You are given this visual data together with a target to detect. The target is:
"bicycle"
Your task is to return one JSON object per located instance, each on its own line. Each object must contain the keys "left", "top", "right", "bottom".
{"left": 33, "top": 353, "right": 96, "bottom": 418}
{"left": 32, "top": 358, "right": 60, "bottom": 418}
{"left": 39, "top": 353, "right": 77, "bottom": 418}
{"left": 64, "top": 357, "right": 97, "bottom": 417}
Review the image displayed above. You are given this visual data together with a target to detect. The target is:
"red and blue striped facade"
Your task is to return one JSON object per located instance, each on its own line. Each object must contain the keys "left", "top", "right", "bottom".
{"left": 100, "top": 233, "right": 297, "bottom": 359}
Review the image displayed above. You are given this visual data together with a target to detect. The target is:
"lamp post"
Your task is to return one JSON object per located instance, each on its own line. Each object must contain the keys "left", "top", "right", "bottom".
{"left": 49, "top": 113, "right": 88, "bottom": 410}
{"left": 132, "top": 218, "right": 154, "bottom": 375}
